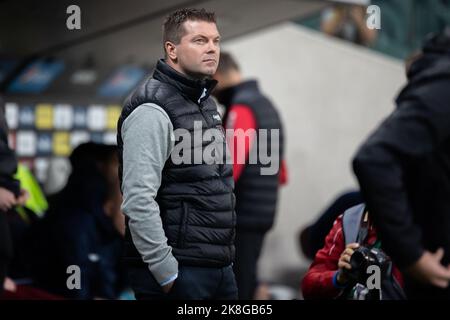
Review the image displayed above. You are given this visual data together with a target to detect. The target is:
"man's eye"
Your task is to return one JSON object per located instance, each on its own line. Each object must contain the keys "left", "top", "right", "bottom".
{"left": 195, "top": 39, "right": 205, "bottom": 43}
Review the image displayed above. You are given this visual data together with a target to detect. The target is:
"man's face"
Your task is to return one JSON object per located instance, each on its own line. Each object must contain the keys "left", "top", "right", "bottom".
{"left": 173, "top": 20, "right": 220, "bottom": 78}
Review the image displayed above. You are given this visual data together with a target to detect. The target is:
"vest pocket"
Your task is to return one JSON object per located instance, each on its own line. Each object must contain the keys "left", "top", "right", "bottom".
{"left": 177, "top": 202, "right": 190, "bottom": 248}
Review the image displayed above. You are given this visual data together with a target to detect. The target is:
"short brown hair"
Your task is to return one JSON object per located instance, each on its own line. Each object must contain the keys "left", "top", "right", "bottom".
{"left": 163, "top": 8, "right": 216, "bottom": 47}
{"left": 216, "top": 52, "right": 240, "bottom": 74}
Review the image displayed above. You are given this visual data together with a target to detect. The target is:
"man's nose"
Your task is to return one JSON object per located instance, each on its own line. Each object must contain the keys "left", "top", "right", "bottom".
{"left": 206, "top": 40, "right": 218, "bottom": 53}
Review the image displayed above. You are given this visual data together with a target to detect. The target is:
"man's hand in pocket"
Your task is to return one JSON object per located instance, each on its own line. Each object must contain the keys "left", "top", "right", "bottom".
{"left": 162, "top": 279, "right": 176, "bottom": 294}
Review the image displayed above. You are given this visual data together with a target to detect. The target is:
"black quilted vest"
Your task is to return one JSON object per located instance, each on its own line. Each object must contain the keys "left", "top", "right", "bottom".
{"left": 117, "top": 59, "right": 235, "bottom": 267}
{"left": 222, "top": 80, "right": 284, "bottom": 232}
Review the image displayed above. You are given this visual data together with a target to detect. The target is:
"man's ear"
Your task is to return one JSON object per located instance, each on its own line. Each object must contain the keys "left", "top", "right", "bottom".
{"left": 165, "top": 41, "right": 177, "bottom": 61}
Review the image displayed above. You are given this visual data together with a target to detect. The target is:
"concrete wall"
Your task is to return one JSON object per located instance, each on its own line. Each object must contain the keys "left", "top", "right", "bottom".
{"left": 222, "top": 22, "right": 406, "bottom": 284}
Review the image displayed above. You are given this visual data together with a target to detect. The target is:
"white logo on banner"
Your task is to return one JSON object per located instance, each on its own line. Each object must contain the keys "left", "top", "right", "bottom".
{"left": 103, "top": 132, "right": 117, "bottom": 145}
{"left": 5, "top": 102, "right": 19, "bottom": 129}
{"left": 16, "top": 131, "right": 37, "bottom": 156}
{"left": 54, "top": 104, "right": 74, "bottom": 129}
{"left": 71, "top": 70, "right": 97, "bottom": 85}
{"left": 70, "top": 131, "right": 90, "bottom": 148}
{"left": 87, "top": 105, "right": 106, "bottom": 131}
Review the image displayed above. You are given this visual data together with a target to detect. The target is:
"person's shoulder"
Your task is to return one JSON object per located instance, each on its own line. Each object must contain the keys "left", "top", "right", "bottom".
{"left": 130, "top": 103, "right": 168, "bottom": 118}
{"left": 122, "top": 103, "right": 171, "bottom": 131}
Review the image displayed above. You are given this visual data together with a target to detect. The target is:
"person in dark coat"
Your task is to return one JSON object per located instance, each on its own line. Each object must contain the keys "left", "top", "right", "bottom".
{"left": 0, "top": 97, "right": 27, "bottom": 294}
{"left": 353, "top": 27, "right": 450, "bottom": 299}
{"left": 30, "top": 143, "right": 125, "bottom": 299}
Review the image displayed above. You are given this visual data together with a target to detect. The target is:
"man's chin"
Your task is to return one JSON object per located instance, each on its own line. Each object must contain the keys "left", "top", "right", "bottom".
{"left": 186, "top": 67, "right": 216, "bottom": 79}
{"left": 202, "top": 67, "right": 217, "bottom": 76}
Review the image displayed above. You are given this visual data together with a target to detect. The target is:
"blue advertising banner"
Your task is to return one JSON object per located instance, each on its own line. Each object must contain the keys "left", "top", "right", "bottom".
{"left": 7, "top": 59, "right": 65, "bottom": 93}
{"left": 0, "top": 57, "right": 20, "bottom": 84}
{"left": 97, "top": 65, "right": 146, "bottom": 98}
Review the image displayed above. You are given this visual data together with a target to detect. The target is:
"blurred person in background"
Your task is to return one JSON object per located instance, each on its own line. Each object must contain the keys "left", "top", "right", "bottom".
{"left": 353, "top": 27, "right": 450, "bottom": 299}
{"left": 0, "top": 96, "right": 28, "bottom": 295}
{"left": 29, "top": 142, "right": 125, "bottom": 299}
{"left": 320, "top": 1, "right": 377, "bottom": 46}
{"left": 213, "top": 52, "right": 287, "bottom": 299}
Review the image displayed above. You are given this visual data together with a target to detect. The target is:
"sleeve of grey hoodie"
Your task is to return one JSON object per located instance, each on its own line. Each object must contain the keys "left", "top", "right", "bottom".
{"left": 121, "top": 103, "right": 177, "bottom": 286}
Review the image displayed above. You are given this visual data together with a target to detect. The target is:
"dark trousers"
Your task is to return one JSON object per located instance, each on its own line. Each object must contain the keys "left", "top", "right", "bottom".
{"left": 405, "top": 277, "right": 450, "bottom": 299}
{"left": 233, "top": 230, "right": 266, "bottom": 300}
{"left": 0, "top": 210, "right": 13, "bottom": 295}
{"left": 128, "top": 264, "right": 238, "bottom": 300}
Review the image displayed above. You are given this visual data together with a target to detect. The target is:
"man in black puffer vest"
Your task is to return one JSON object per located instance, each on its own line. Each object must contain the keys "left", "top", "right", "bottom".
{"left": 117, "top": 9, "right": 237, "bottom": 299}
{"left": 213, "top": 53, "right": 286, "bottom": 299}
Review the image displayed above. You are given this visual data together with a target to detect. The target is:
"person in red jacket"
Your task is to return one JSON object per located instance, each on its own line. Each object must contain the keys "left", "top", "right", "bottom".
{"left": 301, "top": 209, "right": 404, "bottom": 300}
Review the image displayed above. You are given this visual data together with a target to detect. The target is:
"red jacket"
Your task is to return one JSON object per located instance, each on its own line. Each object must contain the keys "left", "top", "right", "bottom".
{"left": 301, "top": 214, "right": 403, "bottom": 299}
{"left": 225, "top": 104, "right": 288, "bottom": 184}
